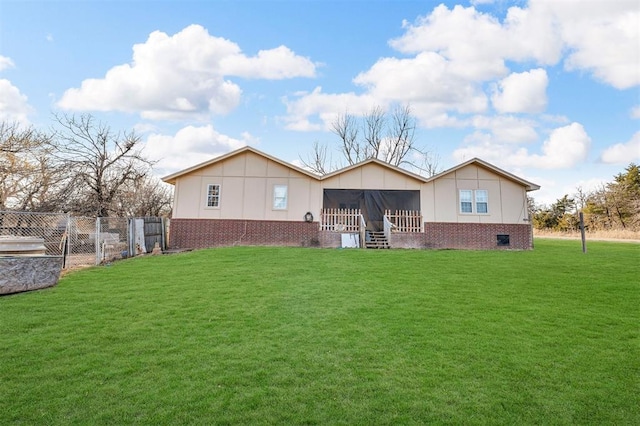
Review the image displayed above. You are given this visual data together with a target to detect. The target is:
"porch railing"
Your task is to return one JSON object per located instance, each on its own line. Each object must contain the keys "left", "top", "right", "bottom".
{"left": 383, "top": 215, "right": 393, "bottom": 243}
{"left": 384, "top": 210, "right": 423, "bottom": 233}
{"left": 320, "top": 208, "right": 362, "bottom": 232}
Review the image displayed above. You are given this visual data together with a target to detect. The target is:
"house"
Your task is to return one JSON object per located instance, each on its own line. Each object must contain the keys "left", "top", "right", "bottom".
{"left": 162, "top": 146, "right": 540, "bottom": 250}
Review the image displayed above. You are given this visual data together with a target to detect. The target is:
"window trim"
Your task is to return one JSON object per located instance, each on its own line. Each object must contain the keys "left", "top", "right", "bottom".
{"left": 459, "top": 189, "right": 489, "bottom": 214}
{"left": 273, "top": 184, "right": 288, "bottom": 210}
{"left": 205, "top": 183, "right": 221, "bottom": 208}
{"left": 459, "top": 189, "right": 473, "bottom": 214}
{"left": 475, "top": 189, "right": 489, "bottom": 214}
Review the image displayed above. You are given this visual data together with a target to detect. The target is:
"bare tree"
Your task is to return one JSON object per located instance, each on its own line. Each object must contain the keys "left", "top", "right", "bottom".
{"left": 50, "top": 113, "right": 155, "bottom": 217}
{"left": 363, "top": 105, "right": 385, "bottom": 160}
{"left": 300, "top": 141, "right": 332, "bottom": 175}
{"left": 332, "top": 111, "right": 363, "bottom": 165}
{"left": 301, "top": 104, "right": 440, "bottom": 177}
{"left": 0, "top": 122, "right": 66, "bottom": 211}
{"left": 112, "top": 175, "right": 173, "bottom": 217}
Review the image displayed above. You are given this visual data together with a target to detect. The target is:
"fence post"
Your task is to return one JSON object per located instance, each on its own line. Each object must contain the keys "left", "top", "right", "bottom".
{"left": 95, "top": 217, "right": 100, "bottom": 265}
{"left": 128, "top": 218, "right": 134, "bottom": 258}
{"left": 63, "top": 214, "right": 71, "bottom": 269}
{"left": 161, "top": 217, "right": 167, "bottom": 250}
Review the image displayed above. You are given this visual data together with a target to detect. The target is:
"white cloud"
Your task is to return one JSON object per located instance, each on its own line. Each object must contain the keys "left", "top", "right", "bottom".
{"left": 630, "top": 106, "right": 640, "bottom": 119}
{"left": 282, "top": 86, "right": 377, "bottom": 131}
{"left": 531, "top": 122, "right": 591, "bottom": 168}
{"left": 145, "top": 124, "right": 251, "bottom": 175}
{"left": 0, "top": 55, "right": 14, "bottom": 71}
{"left": 391, "top": 4, "right": 562, "bottom": 75}
{"left": 454, "top": 122, "right": 591, "bottom": 169}
{"left": 468, "top": 115, "right": 539, "bottom": 144}
{"left": 284, "top": 1, "right": 638, "bottom": 132}
{"left": 283, "top": 3, "right": 561, "bottom": 132}
{"left": 354, "top": 52, "right": 489, "bottom": 113}
{"left": 391, "top": 1, "right": 639, "bottom": 90}
{"left": 491, "top": 69, "right": 548, "bottom": 113}
{"left": 0, "top": 79, "right": 33, "bottom": 125}
{"left": 531, "top": 0, "right": 640, "bottom": 89}
{"left": 133, "top": 122, "right": 159, "bottom": 134}
{"left": 220, "top": 45, "right": 317, "bottom": 79}
{"left": 599, "top": 131, "right": 640, "bottom": 164}
{"left": 58, "top": 24, "right": 317, "bottom": 120}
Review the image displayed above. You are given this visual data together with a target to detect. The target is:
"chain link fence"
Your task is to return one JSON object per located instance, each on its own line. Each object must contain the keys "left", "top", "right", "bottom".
{"left": 0, "top": 211, "right": 167, "bottom": 269}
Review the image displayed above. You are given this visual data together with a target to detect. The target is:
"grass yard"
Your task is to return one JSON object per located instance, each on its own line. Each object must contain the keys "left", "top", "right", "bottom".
{"left": 1, "top": 239, "right": 638, "bottom": 424}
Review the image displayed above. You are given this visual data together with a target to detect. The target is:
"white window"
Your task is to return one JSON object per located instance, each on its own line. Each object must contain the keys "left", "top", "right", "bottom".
{"left": 206, "top": 184, "right": 220, "bottom": 208}
{"left": 273, "top": 185, "right": 288, "bottom": 210}
{"left": 460, "top": 190, "right": 473, "bottom": 213}
{"left": 459, "top": 189, "right": 488, "bottom": 214}
{"left": 475, "top": 190, "right": 488, "bottom": 213}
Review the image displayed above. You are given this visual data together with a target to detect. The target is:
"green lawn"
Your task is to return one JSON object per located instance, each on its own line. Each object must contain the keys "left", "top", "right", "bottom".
{"left": 1, "top": 239, "right": 638, "bottom": 424}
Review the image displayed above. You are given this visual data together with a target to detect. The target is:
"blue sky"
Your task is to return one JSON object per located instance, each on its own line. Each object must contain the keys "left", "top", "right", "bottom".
{"left": 1, "top": 0, "right": 638, "bottom": 205}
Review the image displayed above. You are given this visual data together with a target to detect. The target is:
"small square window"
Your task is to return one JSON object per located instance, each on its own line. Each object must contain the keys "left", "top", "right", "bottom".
{"left": 497, "top": 234, "right": 510, "bottom": 246}
{"left": 273, "top": 185, "right": 288, "bottom": 210}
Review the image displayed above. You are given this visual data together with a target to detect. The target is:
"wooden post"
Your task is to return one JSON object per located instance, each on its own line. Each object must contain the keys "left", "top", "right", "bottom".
{"left": 579, "top": 212, "right": 587, "bottom": 253}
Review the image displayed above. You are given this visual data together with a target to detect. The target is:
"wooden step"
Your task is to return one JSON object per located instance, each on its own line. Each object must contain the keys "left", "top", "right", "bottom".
{"left": 365, "top": 231, "right": 390, "bottom": 249}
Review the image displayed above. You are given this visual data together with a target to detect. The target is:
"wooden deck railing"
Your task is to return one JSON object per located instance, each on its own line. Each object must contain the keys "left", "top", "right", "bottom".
{"left": 320, "top": 209, "right": 362, "bottom": 232}
{"left": 384, "top": 210, "right": 423, "bottom": 233}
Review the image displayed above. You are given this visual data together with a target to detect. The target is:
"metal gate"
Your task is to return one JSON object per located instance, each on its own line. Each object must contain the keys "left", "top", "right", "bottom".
{"left": 0, "top": 211, "right": 167, "bottom": 268}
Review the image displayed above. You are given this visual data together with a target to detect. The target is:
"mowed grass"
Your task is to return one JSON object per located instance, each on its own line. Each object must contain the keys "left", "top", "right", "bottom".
{"left": 1, "top": 240, "right": 638, "bottom": 424}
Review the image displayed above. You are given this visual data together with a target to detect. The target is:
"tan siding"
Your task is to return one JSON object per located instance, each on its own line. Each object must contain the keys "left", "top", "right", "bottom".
{"left": 421, "top": 183, "right": 436, "bottom": 222}
{"left": 361, "top": 165, "right": 384, "bottom": 188}
{"left": 243, "top": 178, "right": 267, "bottom": 220}
{"left": 477, "top": 166, "right": 496, "bottom": 180}
{"left": 288, "top": 178, "right": 313, "bottom": 221}
{"left": 323, "top": 163, "right": 422, "bottom": 190}
{"left": 179, "top": 176, "right": 208, "bottom": 218}
{"left": 456, "top": 179, "right": 479, "bottom": 190}
{"left": 170, "top": 150, "right": 533, "bottom": 226}
{"left": 429, "top": 164, "right": 528, "bottom": 224}
{"left": 455, "top": 165, "right": 478, "bottom": 179}
{"left": 267, "top": 160, "right": 291, "bottom": 177}
{"left": 172, "top": 151, "right": 324, "bottom": 220}
{"left": 221, "top": 154, "right": 246, "bottom": 176}
{"left": 478, "top": 179, "right": 502, "bottom": 223}
{"left": 195, "top": 162, "right": 223, "bottom": 177}
{"left": 245, "top": 152, "right": 268, "bottom": 177}
{"left": 500, "top": 179, "right": 529, "bottom": 223}
{"left": 433, "top": 178, "right": 457, "bottom": 221}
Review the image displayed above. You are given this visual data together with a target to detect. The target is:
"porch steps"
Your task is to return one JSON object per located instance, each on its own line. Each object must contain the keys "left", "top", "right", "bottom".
{"left": 365, "top": 231, "right": 390, "bottom": 249}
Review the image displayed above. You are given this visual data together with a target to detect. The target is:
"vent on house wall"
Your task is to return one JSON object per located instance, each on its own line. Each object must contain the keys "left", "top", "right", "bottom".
{"left": 497, "top": 234, "right": 510, "bottom": 246}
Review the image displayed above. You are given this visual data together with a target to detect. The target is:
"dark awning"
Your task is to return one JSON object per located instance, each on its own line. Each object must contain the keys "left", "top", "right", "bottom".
{"left": 323, "top": 189, "right": 419, "bottom": 231}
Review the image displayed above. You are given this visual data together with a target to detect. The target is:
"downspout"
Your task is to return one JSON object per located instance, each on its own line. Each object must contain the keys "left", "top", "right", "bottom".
{"left": 233, "top": 220, "right": 248, "bottom": 246}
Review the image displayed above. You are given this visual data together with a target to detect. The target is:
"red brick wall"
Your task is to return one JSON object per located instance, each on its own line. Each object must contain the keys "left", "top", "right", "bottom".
{"left": 391, "top": 222, "right": 533, "bottom": 250}
{"left": 170, "top": 219, "right": 533, "bottom": 250}
{"left": 169, "top": 219, "right": 322, "bottom": 249}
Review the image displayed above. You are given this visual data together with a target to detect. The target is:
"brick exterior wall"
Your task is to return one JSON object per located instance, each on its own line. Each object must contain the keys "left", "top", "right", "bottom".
{"left": 169, "top": 219, "right": 533, "bottom": 250}
{"left": 169, "top": 219, "right": 323, "bottom": 249}
{"left": 391, "top": 222, "right": 533, "bottom": 250}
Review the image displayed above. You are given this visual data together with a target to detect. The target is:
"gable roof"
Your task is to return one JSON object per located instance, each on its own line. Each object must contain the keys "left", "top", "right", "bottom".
{"left": 427, "top": 157, "right": 540, "bottom": 191}
{"left": 162, "top": 146, "right": 321, "bottom": 184}
{"left": 162, "top": 147, "right": 539, "bottom": 191}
